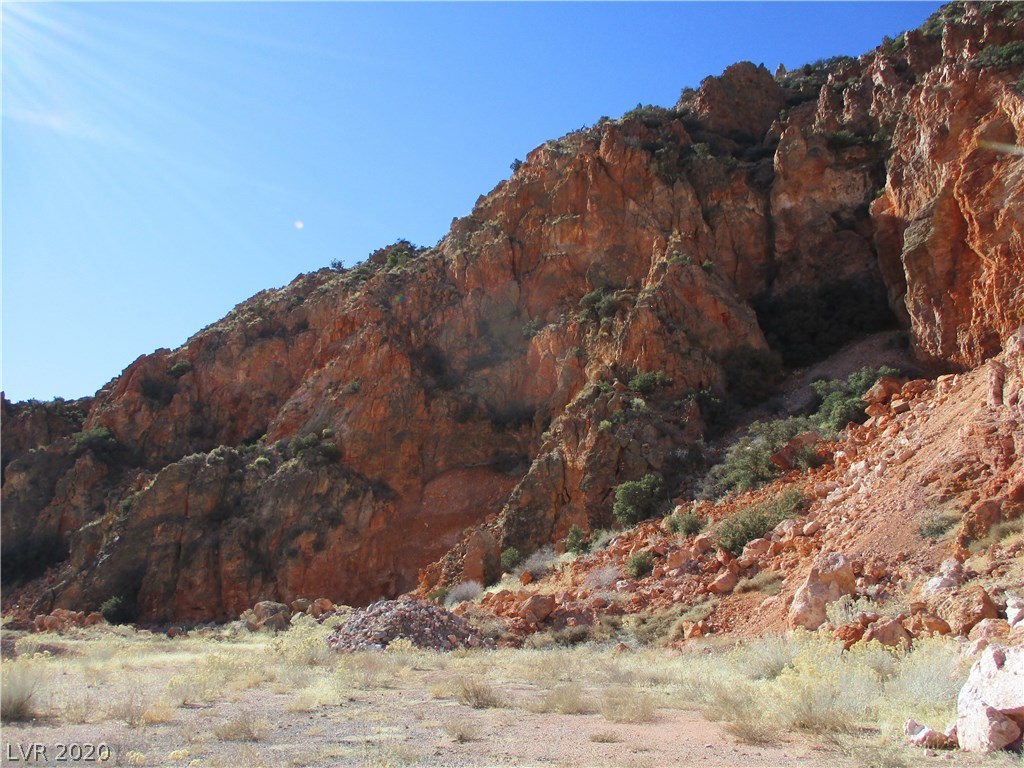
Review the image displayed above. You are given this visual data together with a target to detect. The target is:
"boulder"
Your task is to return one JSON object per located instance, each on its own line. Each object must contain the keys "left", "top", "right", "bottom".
{"left": 833, "top": 622, "right": 866, "bottom": 651}
{"left": 709, "top": 570, "right": 738, "bottom": 595}
{"left": 862, "top": 616, "right": 911, "bottom": 649}
{"left": 957, "top": 645, "right": 1024, "bottom": 752}
{"left": 787, "top": 553, "right": 856, "bottom": 630}
{"left": 938, "top": 585, "right": 998, "bottom": 636}
{"left": 863, "top": 376, "right": 904, "bottom": 405}
{"left": 519, "top": 594, "right": 556, "bottom": 624}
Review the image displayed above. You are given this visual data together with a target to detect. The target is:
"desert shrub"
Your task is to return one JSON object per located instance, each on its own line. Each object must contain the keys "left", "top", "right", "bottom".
{"left": 971, "top": 40, "right": 1024, "bottom": 69}
{"left": 773, "top": 639, "right": 882, "bottom": 733}
{"left": 624, "top": 551, "right": 655, "bottom": 579}
{"left": 628, "top": 370, "right": 670, "bottom": 394}
{"left": 167, "top": 359, "right": 193, "bottom": 378}
{"left": 600, "top": 686, "right": 656, "bottom": 723}
{"left": 520, "top": 546, "right": 558, "bottom": 578}
{"left": 521, "top": 318, "right": 543, "bottom": 339}
{"left": 665, "top": 509, "right": 703, "bottom": 536}
{"left": 107, "top": 684, "right": 160, "bottom": 728}
{"left": 825, "top": 129, "right": 873, "bottom": 149}
{"left": 442, "top": 718, "right": 480, "bottom": 743}
{"left": 714, "top": 489, "right": 806, "bottom": 556}
{"left": 612, "top": 474, "right": 665, "bottom": 526}
{"left": 577, "top": 287, "right": 620, "bottom": 321}
{"left": 453, "top": 676, "right": 504, "bottom": 708}
{"left": 100, "top": 595, "right": 135, "bottom": 625}
{"left": 500, "top": 547, "right": 522, "bottom": 572}
{"left": 622, "top": 607, "right": 689, "bottom": 646}
{"left": 701, "top": 678, "right": 776, "bottom": 744}
{"left": 532, "top": 682, "right": 595, "bottom": 714}
{"left": 692, "top": 142, "right": 712, "bottom": 159}
{"left": 427, "top": 587, "right": 449, "bottom": 605}
{"left": 269, "top": 613, "right": 337, "bottom": 667}
{"left": 727, "top": 635, "right": 799, "bottom": 681}
{"left": 289, "top": 432, "right": 340, "bottom": 463}
{"left": 71, "top": 427, "right": 118, "bottom": 458}
{"left": 564, "top": 524, "right": 588, "bottom": 555}
{"left": 584, "top": 564, "right": 620, "bottom": 590}
{"left": 700, "top": 417, "right": 810, "bottom": 497}
{"left": 444, "top": 581, "right": 482, "bottom": 607}
{"left": 526, "top": 625, "right": 593, "bottom": 649}
{"left": 214, "top": 710, "right": 266, "bottom": 742}
{"left": 1, "top": 656, "right": 46, "bottom": 722}
{"left": 918, "top": 508, "right": 961, "bottom": 540}
{"left": 810, "top": 366, "right": 900, "bottom": 437}
{"left": 734, "top": 570, "right": 782, "bottom": 595}
{"left": 881, "top": 636, "right": 967, "bottom": 723}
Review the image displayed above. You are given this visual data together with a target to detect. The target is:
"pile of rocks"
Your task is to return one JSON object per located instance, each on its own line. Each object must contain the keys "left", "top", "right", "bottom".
{"left": 240, "top": 597, "right": 341, "bottom": 631}
{"left": 325, "top": 597, "right": 491, "bottom": 651}
{"left": 33, "top": 608, "right": 104, "bottom": 633}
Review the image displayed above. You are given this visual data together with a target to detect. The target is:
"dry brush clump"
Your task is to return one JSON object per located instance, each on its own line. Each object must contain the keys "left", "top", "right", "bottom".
{"left": 452, "top": 675, "right": 505, "bottom": 708}
{"left": 680, "top": 630, "right": 974, "bottom": 752}
{"left": 600, "top": 686, "right": 656, "bottom": 723}
{"left": 531, "top": 682, "right": 596, "bottom": 714}
{"left": 214, "top": 710, "right": 268, "bottom": 742}
{"left": 1, "top": 654, "right": 48, "bottom": 722}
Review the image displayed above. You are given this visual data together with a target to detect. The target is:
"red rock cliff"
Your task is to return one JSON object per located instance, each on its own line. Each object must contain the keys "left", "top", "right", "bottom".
{"left": 3, "top": 2, "right": 1022, "bottom": 622}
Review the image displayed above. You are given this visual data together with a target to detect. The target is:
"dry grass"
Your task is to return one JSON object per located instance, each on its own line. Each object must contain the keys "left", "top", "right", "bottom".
{"left": 1, "top": 655, "right": 46, "bottom": 722}
{"left": 453, "top": 675, "right": 505, "bottom": 708}
{"left": 734, "top": 570, "right": 782, "bottom": 595}
{"left": 441, "top": 717, "right": 481, "bottom": 742}
{"left": 214, "top": 710, "right": 267, "bottom": 742}
{"left": 531, "top": 682, "right": 596, "bottom": 714}
{"left": 107, "top": 683, "right": 161, "bottom": 727}
{"left": 600, "top": 686, "right": 656, "bottom": 723}
{"left": 589, "top": 731, "right": 623, "bottom": 743}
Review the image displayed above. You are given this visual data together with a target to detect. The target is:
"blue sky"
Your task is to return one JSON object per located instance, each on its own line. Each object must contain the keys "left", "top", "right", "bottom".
{"left": 2, "top": 2, "right": 942, "bottom": 402}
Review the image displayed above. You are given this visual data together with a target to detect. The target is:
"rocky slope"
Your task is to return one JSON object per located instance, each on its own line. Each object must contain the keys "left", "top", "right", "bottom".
{"left": 451, "top": 328, "right": 1022, "bottom": 650}
{"left": 3, "top": 2, "right": 1023, "bottom": 624}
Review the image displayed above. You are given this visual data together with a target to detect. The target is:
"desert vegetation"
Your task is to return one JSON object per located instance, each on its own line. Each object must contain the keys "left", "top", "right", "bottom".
{"left": 0, "top": 621, "right": 1005, "bottom": 768}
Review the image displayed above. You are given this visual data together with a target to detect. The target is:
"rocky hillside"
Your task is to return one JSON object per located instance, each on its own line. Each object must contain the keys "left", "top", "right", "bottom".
{"left": 3, "top": 2, "right": 1023, "bottom": 625}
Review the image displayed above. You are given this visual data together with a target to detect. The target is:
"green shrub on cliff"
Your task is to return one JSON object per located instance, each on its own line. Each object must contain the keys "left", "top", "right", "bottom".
{"left": 612, "top": 474, "right": 665, "bottom": 526}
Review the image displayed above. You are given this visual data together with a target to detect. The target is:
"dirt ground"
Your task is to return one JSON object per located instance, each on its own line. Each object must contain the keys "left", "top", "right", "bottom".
{"left": 2, "top": 626, "right": 1021, "bottom": 768}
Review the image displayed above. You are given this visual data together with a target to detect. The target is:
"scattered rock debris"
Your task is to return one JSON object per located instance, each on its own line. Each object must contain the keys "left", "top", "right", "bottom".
{"left": 326, "top": 597, "right": 492, "bottom": 651}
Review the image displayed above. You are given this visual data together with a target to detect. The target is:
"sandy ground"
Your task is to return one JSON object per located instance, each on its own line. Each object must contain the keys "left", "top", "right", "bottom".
{"left": 2, "top": 627, "right": 1021, "bottom": 768}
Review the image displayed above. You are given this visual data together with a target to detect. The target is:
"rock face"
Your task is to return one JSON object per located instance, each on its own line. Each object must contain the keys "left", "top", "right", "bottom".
{"left": 3, "top": 3, "right": 1024, "bottom": 622}
{"left": 957, "top": 645, "right": 1024, "bottom": 752}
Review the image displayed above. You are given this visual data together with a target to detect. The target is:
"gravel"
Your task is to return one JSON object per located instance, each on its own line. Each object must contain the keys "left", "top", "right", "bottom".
{"left": 325, "top": 596, "right": 492, "bottom": 651}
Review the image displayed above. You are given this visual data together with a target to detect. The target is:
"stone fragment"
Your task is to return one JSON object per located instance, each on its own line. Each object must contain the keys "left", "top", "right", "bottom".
{"left": 904, "top": 719, "right": 957, "bottom": 749}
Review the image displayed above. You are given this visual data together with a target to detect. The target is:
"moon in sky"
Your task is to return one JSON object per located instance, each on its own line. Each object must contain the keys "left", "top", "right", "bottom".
{"left": 294, "top": 220, "right": 304, "bottom": 230}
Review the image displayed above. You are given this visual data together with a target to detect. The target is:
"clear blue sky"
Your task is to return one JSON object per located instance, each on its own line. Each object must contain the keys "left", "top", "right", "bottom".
{"left": 2, "top": 1, "right": 942, "bottom": 403}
